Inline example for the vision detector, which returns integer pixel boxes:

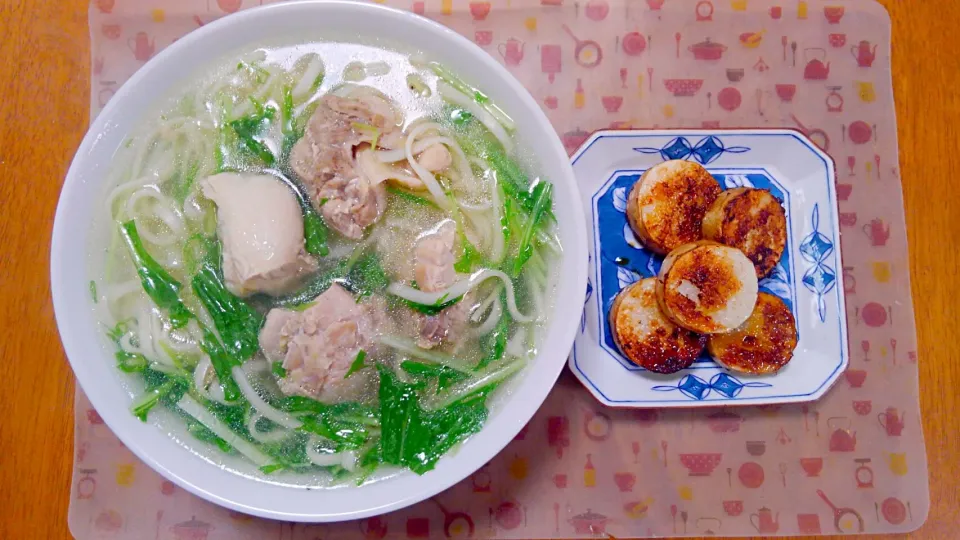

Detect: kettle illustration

[803,48,830,80]
[750,507,780,534]
[851,40,878,67]
[878,407,905,436]
[128,32,155,62]
[828,417,857,452]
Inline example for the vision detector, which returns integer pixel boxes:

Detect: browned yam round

[707,292,798,374]
[656,241,759,335]
[702,187,787,278]
[626,160,722,255]
[609,278,706,374]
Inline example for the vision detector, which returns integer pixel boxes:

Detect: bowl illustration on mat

[679,453,723,476]
[664,79,704,97]
[723,500,744,517]
[800,457,824,477]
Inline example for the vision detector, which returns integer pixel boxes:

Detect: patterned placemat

[71,0,926,537]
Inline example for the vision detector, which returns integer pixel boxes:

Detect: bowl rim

[51,0,587,522]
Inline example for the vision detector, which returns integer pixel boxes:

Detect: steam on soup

[93,40,560,482]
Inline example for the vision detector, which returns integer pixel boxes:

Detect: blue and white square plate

[569,130,848,407]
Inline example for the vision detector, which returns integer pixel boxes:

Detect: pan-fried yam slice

[707,292,798,374]
[609,278,706,374]
[703,187,787,278]
[626,160,721,255]
[656,241,759,334]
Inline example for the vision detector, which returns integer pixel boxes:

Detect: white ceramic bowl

[51,0,586,523]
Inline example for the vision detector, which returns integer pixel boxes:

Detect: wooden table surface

[1,1,957,538]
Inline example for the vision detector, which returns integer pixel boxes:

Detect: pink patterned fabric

[72,0,926,537]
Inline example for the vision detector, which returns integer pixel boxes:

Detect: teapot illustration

[862,219,891,246]
[828,417,857,452]
[878,407,905,436]
[851,40,878,67]
[750,507,780,534]
[128,32,155,62]
[498,38,526,66]
[803,48,830,80]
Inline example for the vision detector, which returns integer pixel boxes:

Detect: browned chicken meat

[289,93,402,239]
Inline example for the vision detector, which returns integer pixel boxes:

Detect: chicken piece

[414,221,457,293]
[317,175,387,240]
[259,284,378,402]
[289,93,402,239]
[289,98,361,190]
[201,172,316,297]
[419,301,471,350]
[413,221,469,349]
[417,144,452,173]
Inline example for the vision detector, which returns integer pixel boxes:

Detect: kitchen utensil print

[854,458,874,488]
[689,38,727,60]
[562,25,603,68]
[797,513,822,534]
[695,0,714,21]
[622,32,646,55]
[128,32,156,61]
[492,500,525,530]
[498,38,525,66]
[818,490,865,533]
[881,497,907,525]
[851,40,878,67]
[750,507,780,534]
[790,114,830,151]
[862,219,891,246]
[825,5,845,23]
[800,457,823,477]
[568,508,609,535]
[540,44,562,83]
[723,500,743,517]
[697,517,722,535]
[547,415,570,458]
[828,417,857,452]
[738,462,764,488]
[803,48,830,79]
[878,407,905,436]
